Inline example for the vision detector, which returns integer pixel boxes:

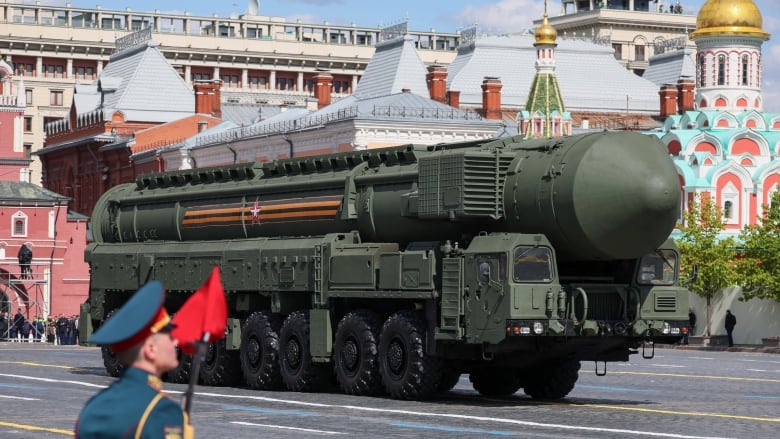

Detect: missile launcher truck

[81,131,690,400]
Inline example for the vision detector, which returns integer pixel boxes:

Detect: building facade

[546,0,697,75]
[0,62,88,320]
[0,1,459,186]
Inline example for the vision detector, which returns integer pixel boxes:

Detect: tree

[676,195,738,336]
[737,191,780,302]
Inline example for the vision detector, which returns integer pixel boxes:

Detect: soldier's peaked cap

[89,280,175,352]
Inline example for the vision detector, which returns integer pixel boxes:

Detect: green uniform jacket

[76,367,184,438]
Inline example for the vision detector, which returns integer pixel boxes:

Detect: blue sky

[37,0,780,110]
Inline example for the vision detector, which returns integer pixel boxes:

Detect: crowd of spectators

[0,309,79,345]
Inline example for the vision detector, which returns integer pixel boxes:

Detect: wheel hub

[387,339,405,376]
[285,337,301,369]
[246,338,261,367]
[340,338,359,373]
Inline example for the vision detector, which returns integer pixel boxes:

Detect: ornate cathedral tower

[519,1,570,138]
[690,0,770,112]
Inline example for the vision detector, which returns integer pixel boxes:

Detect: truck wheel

[101,344,124,377]
[240,311,283,390]
[523,359,580,399]
[438,369,461,393]
[378,311,443,400]
[279,310,329,392]
[164,347,193,384]
[333,310,383,396]
[199,339,241,386]
[470,369,522,397]
[99,310,124,377]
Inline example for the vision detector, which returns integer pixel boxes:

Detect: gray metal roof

[643,48,697,86]
[0,181,69,203]
[353,35,430,99]
[75,41,194,122]
[447,34,661,114]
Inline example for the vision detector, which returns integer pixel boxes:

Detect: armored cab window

[476,253,507,284]
[513,246,552,282]
[637,250,677,286]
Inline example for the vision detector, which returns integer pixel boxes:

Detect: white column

[297,71,304,92]
[66,58,73,79]
[269,70,276,89]
[36,56,43,77]
[241,68,248,89]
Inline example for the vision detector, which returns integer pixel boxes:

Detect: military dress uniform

[75,281,186,439]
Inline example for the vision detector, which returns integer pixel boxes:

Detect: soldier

[56,314,69,345]
[13,309,25,342]
[74,281,185,438]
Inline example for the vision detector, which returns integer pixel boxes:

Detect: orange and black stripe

[181,195,342,228]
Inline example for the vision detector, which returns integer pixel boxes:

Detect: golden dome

[691,0,769,40]
[534,14,557,46]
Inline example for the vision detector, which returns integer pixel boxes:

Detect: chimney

[659,84,679,117]
[676,76,695,113]
[193,79,222,118]
[314,69,333,109]
[426,64,447,104]
[481,77,502,120]
[197,121,208,133]
[447,90,460,109]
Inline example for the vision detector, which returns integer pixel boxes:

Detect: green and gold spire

[521,0,570,139]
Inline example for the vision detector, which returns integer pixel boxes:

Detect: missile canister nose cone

[570,132,680,259]
[506,131,680,261]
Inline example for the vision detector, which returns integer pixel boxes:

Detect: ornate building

[652,0,777,236]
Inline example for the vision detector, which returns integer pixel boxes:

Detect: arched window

[11,212,27,237]
[717,55,726,86]
[699,53,706,87]
[741,55,749,86]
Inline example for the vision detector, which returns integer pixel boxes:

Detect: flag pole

[182,332,210,416]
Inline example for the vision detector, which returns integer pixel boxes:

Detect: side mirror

[690,263,698,284]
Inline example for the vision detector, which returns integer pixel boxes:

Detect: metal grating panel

[654,294,677,312]
[462,154,513,219]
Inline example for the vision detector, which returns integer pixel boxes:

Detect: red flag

[171,265,227,355]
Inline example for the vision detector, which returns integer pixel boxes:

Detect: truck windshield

[513,246,553,283]
[637,250,677,286]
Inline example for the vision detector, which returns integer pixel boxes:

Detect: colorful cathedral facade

[652,0,779,235]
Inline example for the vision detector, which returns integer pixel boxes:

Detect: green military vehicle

[81,131,690,400]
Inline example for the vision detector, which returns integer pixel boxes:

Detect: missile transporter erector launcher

[82,131,690,400]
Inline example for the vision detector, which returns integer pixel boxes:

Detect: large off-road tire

[438,369,462,393]
[101,344,124,377]
[523,359,580,399]
[199,339,241,387]
[378,311,443,400]
[240,311,283,390]
[164,347,193,384]
[470,369,523,397]
[333,310,383,396]
[98,310,124,377]
[279,310,330,392]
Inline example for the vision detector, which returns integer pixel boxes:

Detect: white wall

[688,287,780,344]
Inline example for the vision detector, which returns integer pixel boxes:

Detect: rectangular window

[25,89,33,106]
[50,90,64,106]
[15,63,34,76]
[612,43,622,60]
[23,144,32,159]
[635,45,645,62]
[12,215,27,237]
[221,75,239,87]
[24,116,32,132]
